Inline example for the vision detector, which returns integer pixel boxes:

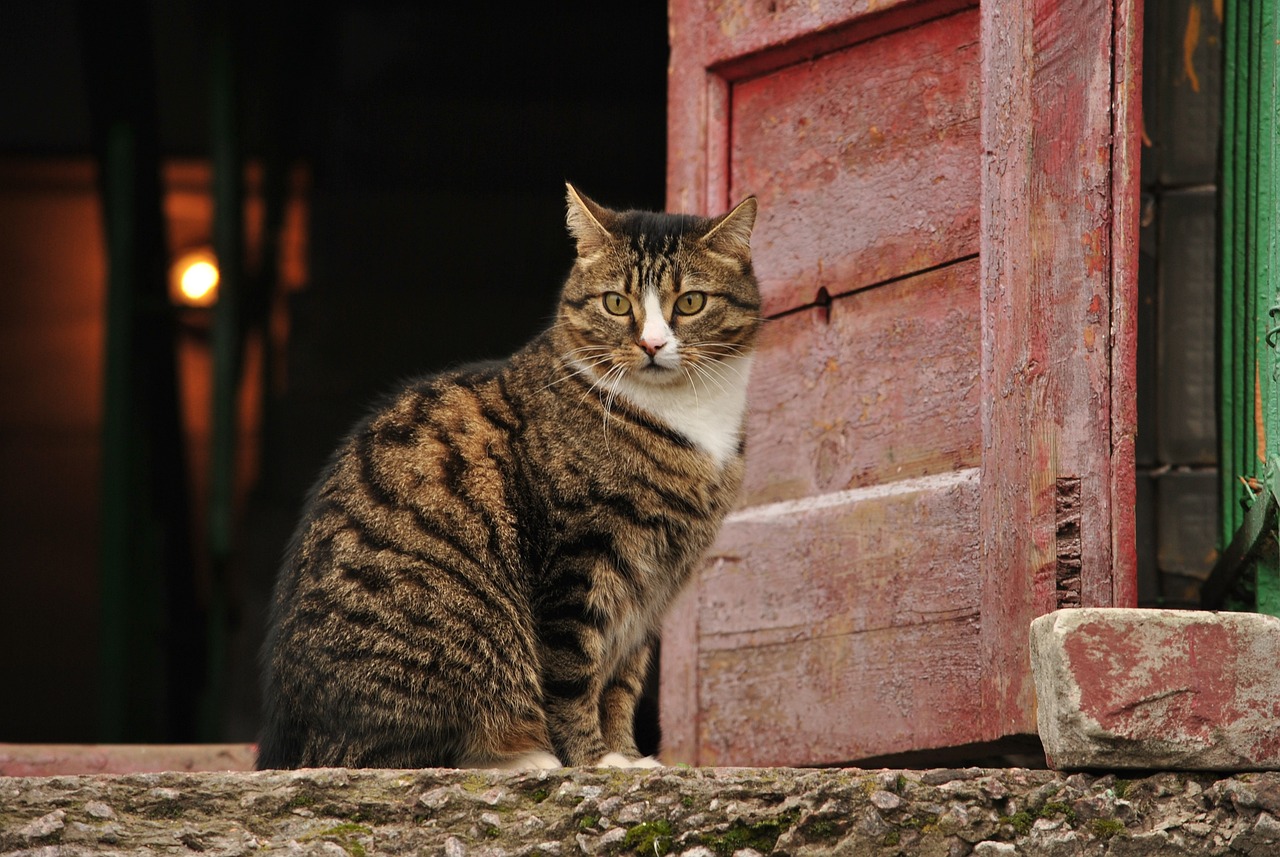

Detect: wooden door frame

[978,0,1142,739]
[664,0,1141,763]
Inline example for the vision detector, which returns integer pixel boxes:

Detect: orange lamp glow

[170,249,219,307]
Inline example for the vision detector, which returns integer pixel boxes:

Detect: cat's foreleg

[538,566,661,768]
[541,648,611,766]
[599,640,658,766]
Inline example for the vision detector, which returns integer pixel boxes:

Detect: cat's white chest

[614,355,754,467]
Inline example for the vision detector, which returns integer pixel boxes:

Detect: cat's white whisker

[686,340,747,356]
[541,354,616,392]
[682,366,701,407]
[690,361,730,397]
[700,355,746,385]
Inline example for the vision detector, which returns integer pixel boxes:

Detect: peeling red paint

[1060,613,1279,762]
[1081,227,1107,276]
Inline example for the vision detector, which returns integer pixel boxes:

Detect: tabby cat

[257,185,761,770]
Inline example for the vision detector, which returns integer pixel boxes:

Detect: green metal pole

[1221,0,1240,550]
[97,121,139,740]
[202,4,243,740]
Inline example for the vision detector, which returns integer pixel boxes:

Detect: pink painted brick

[1030,608,1280,771]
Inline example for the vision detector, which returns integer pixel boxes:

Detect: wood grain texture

[694,469,982,765]
[741,259,981,506]
[702,0,976,79]
[1108,0,1143,608]
[729,9,980,316]
[979,0,1134,741]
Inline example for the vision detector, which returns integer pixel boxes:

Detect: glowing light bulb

[181,260,219,303]
[170,249,220,307]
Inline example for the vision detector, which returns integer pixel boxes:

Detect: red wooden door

[662,0,1142,765]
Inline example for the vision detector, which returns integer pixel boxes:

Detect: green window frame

[1207,0,1280,614]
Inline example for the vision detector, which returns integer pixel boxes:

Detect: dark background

[0,0,667,744]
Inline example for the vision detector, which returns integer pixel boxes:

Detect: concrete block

[1031,608,1280,770]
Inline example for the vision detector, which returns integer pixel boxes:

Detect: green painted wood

[1260,0,1280,616]
[1215,0,1280,616]
[1221,0,1242,541]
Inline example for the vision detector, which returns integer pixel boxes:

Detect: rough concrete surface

[1031,608,1280,771]
[3,766,1280,856]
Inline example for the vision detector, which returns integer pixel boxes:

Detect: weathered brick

[1031,608,1280,770]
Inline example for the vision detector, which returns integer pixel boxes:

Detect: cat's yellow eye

[674,291,707,315]
[603,292,632,315]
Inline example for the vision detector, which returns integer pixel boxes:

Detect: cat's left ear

[565,183,615,258]
[701,196,757,262]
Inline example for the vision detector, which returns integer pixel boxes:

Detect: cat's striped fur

[257,186,760,769]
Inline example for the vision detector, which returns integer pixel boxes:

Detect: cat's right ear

[565,183,614,258]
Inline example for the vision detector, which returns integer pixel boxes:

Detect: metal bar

[203,4,242,740]
[1221,0,1241,546]
[96,121,138,740]
[1203,465,1279,611]
[1246,0,1263,486]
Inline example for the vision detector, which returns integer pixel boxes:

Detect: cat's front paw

[595,752,663,769]
[490,750,562,770]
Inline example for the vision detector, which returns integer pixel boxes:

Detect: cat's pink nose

[639,336,666,356]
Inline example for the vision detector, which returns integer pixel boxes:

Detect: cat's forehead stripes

[619,238,679,296]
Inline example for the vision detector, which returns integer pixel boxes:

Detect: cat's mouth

[637,352,680,372]
[629,353,684,384]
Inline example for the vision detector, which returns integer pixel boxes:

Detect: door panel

[742,259,981,507]
[697,468,982,765]
[731,10,980,317]
[663,0,1141,765]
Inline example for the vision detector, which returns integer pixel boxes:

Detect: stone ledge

[3,766,1280,856]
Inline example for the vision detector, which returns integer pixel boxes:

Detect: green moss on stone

[699,810,799,856]
[902,814,939,831]
[624,819,673,855]
[1039,801,1076,823]
[303,822,373,857]
[285,791,319,811]
[1091,818,1126,840]
[799,818,840,841]
[143,801,185,820]
[313,823,373,837]
[1000,811,1034,836]
[460,774,488,794]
